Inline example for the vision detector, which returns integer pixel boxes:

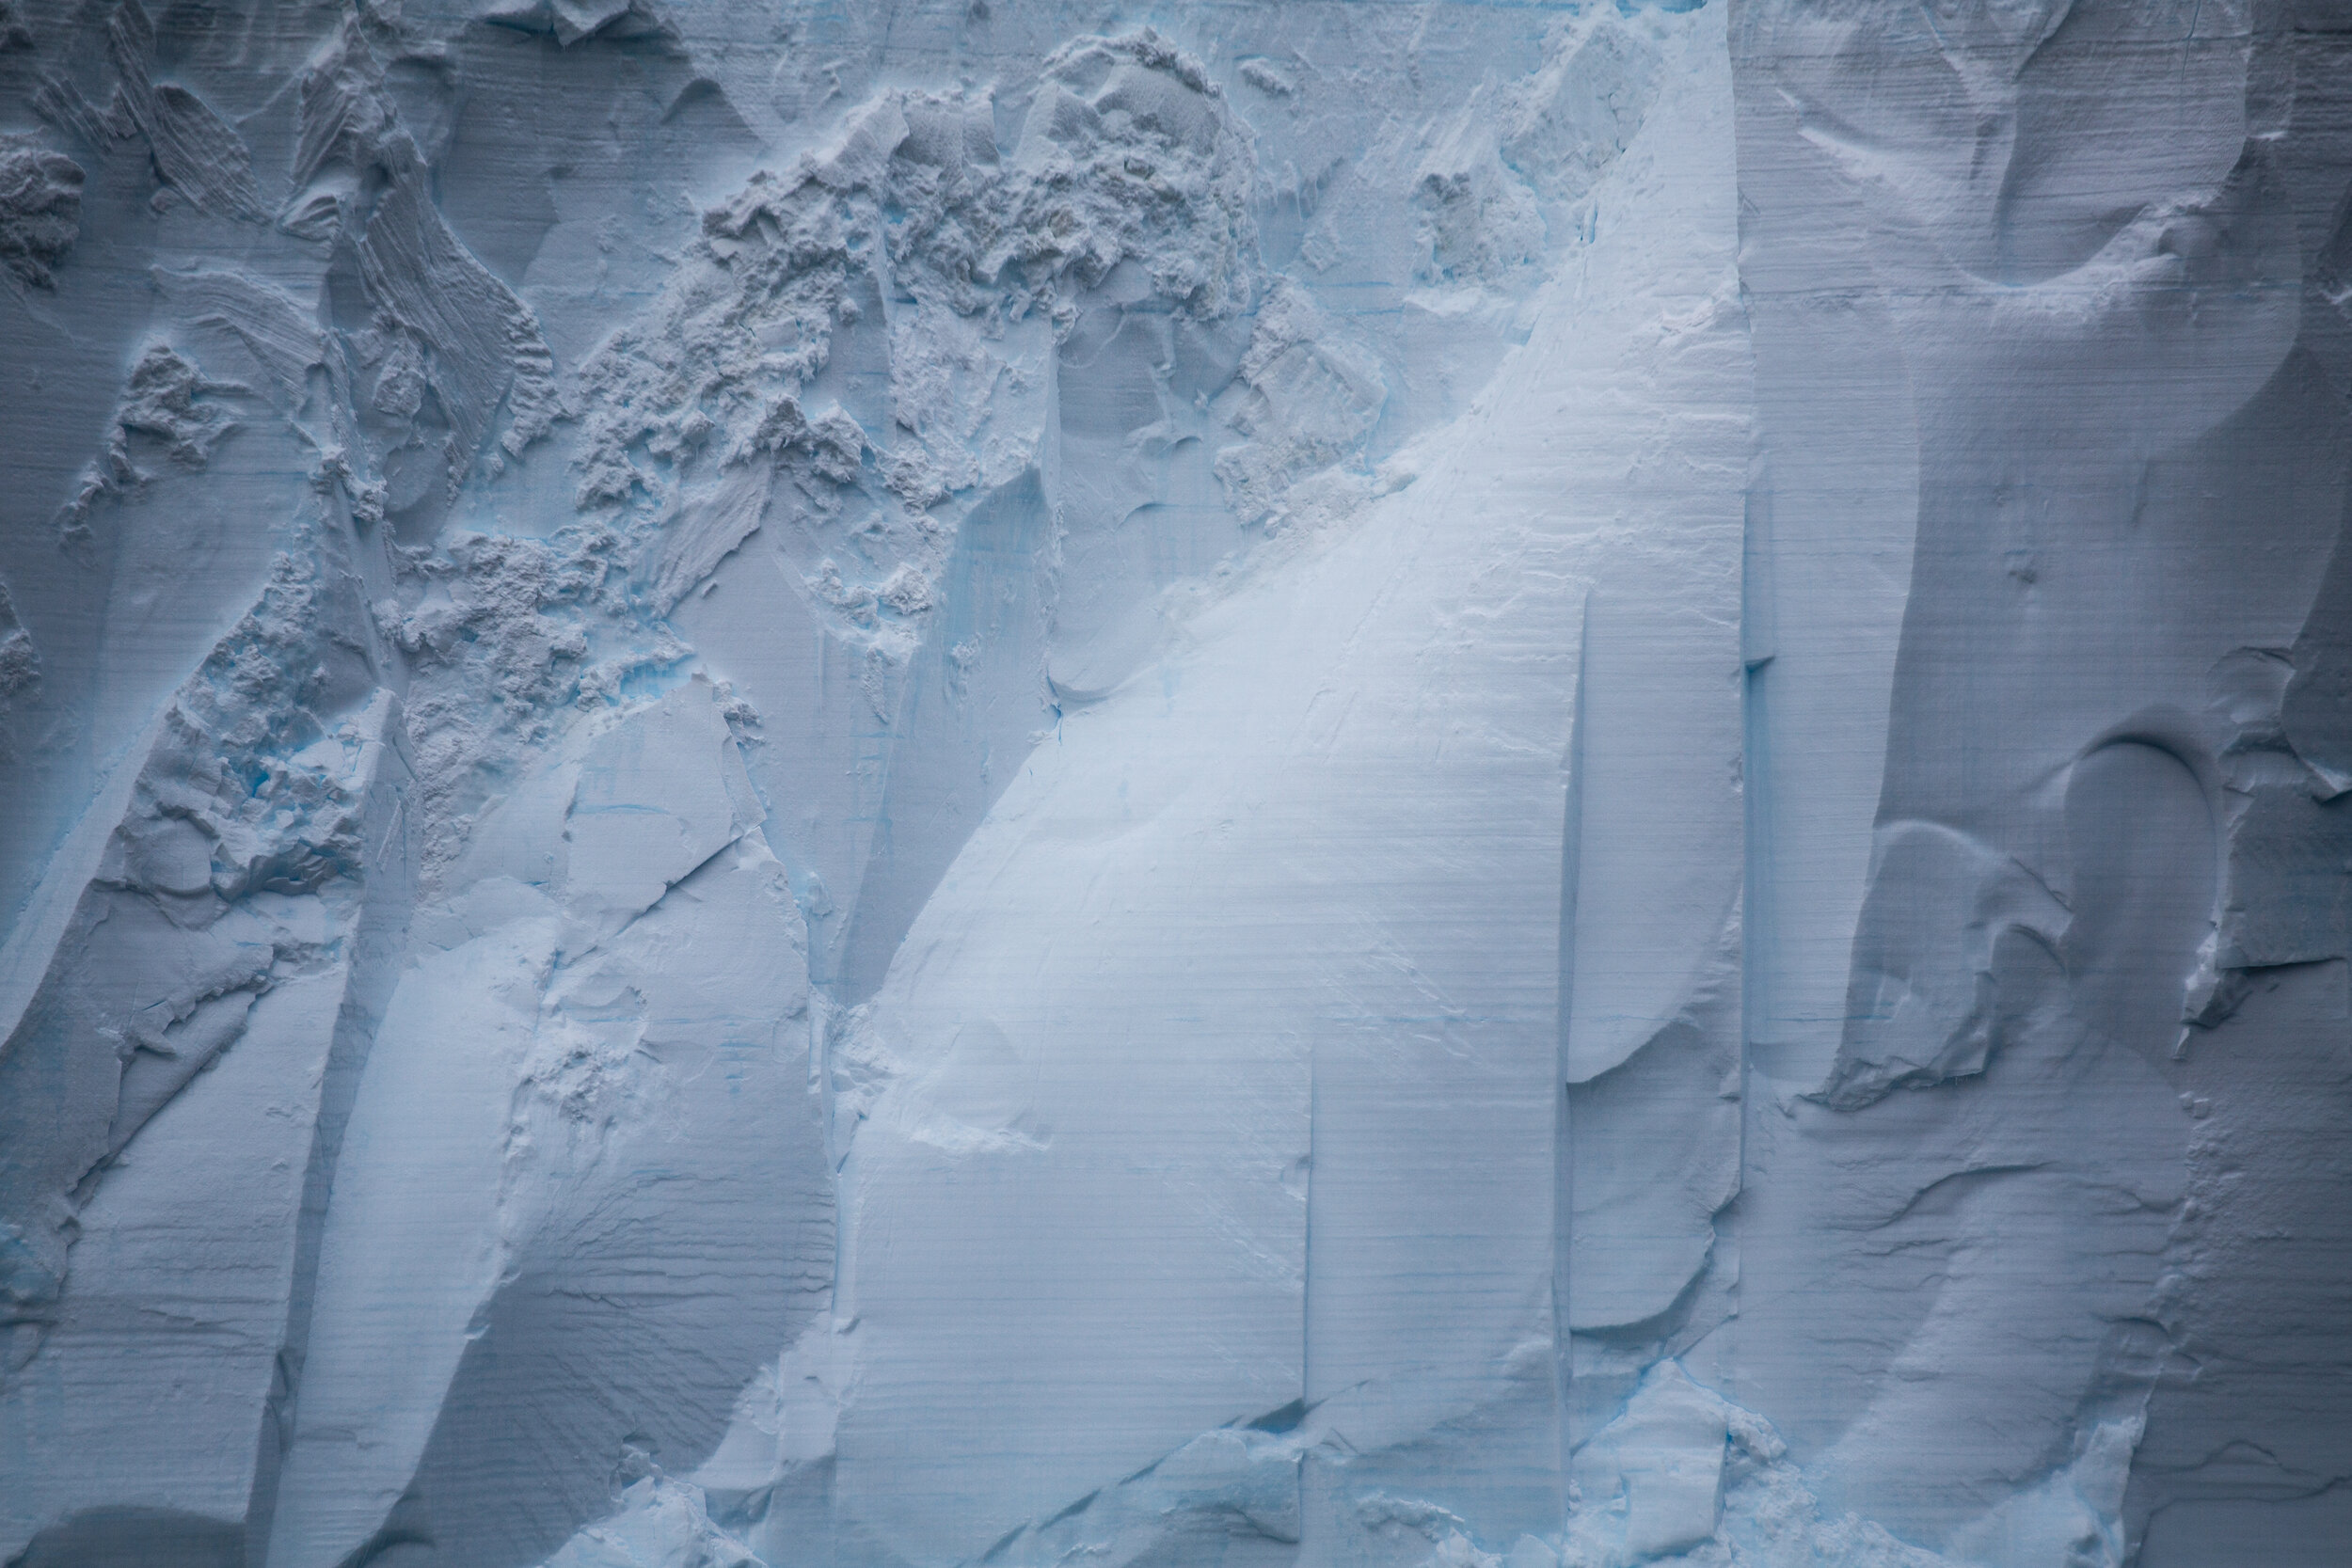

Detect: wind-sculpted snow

[1,3,2349,1568]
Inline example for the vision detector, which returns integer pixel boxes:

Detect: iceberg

[1,3,2346,1566]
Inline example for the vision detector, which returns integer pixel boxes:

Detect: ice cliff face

[0,4,2347,1567]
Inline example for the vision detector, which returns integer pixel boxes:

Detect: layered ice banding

[2,4,2349,1568]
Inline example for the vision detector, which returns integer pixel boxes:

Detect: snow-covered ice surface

[1,3,2347,1566]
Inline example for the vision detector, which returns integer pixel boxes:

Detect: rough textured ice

[1,4,2348,1567]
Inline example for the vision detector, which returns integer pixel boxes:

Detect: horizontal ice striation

[2,3,2350,1568]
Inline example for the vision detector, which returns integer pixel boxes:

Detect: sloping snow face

[0,3,2346,1568]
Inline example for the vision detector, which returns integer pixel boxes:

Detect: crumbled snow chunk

[0,136,81,289]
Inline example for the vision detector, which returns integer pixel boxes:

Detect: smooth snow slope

[0,4,2347,1568]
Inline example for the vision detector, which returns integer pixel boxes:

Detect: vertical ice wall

[1731,5,2352,1562]
[0,3,2346,1568]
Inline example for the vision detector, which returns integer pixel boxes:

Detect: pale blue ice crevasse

[0,3,2348,1568]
